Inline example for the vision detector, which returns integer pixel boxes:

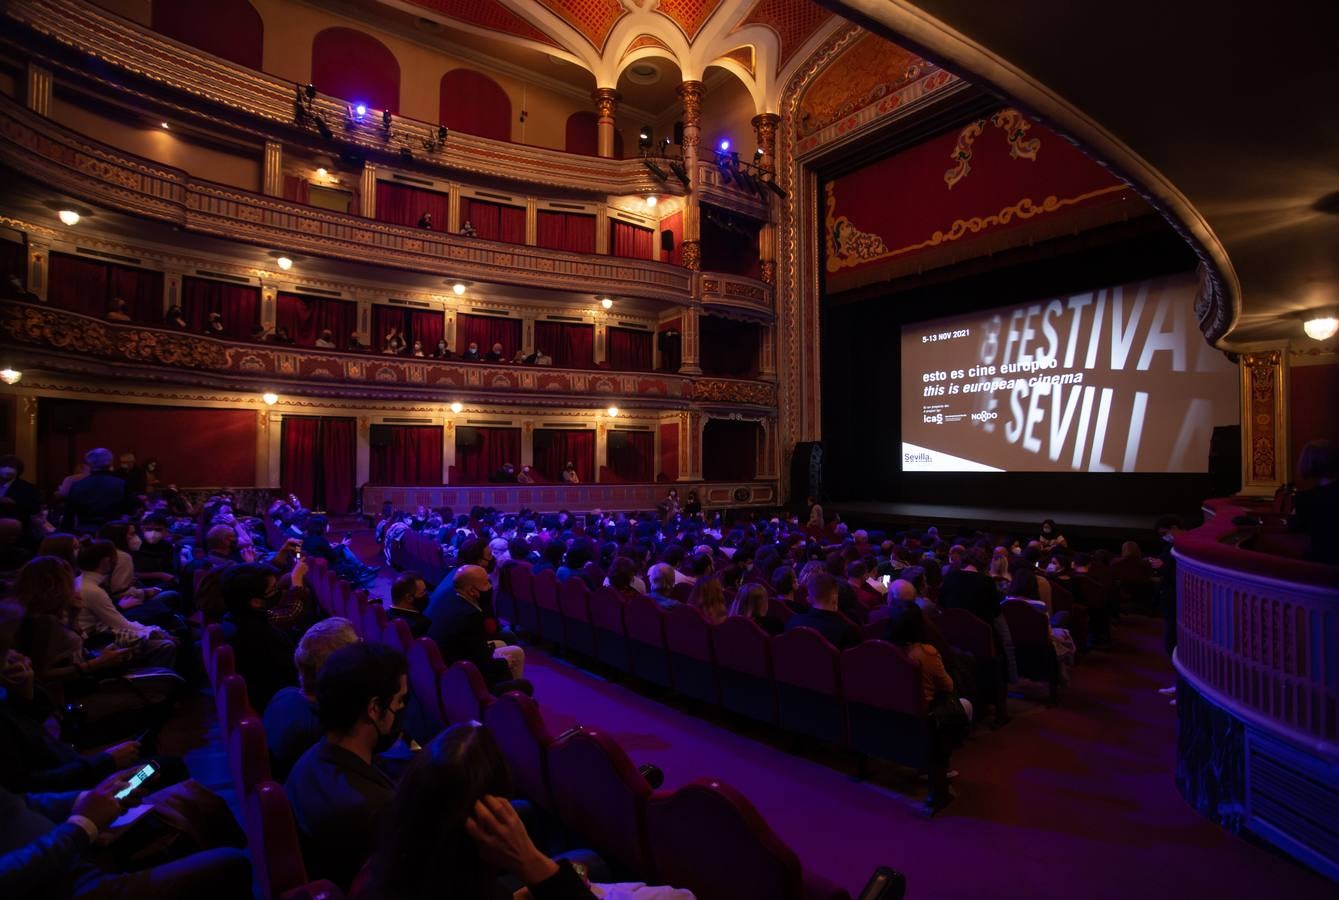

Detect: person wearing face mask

[284,642,407,892]
[1038,518,1066,552]
[0,456,39,529]
[219,565,297,712]
[142,458,161,493]
[261,617,359,782]
[132,514,178,582]
[386,572,431,638]
[426,565,530,695]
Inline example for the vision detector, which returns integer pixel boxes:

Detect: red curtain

[47,253,110,317]
[282,175,310,205]
[280,417,318,507]
[462,199,526,244]
[533,429,594,483]
[321,418,357,512]
[110,266,163,322]
[658,422,679,482]
[606,430,653,482]
[657,319,681,373]
[455,427,521,483]
[276,293,355,348]
[607,327,652,371]
[409,310,444,352]
[456,314,520,359]
[439,70,511,141]
[533,321,593,369]
[373,305,407,353]
[312,27,400,112]
[660,210,683,265]
[375,181,450,231]
[610,220,655,260]
[564,111,598,156]
[370,425,442,485]
[182,277,260,340]
[536,211,596,254]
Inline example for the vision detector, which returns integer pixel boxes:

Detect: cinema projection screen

[899,274,1240,473]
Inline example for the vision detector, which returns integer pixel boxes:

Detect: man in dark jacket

[0,455,40,526]
[783,574,860,649]
[426,565,529,693]
[220,565,297,712]
[62,448,132,532]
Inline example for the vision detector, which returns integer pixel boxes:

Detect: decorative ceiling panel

[657,0,720,40]
[798,34,924,138]
[736,0,832,71]
[721,44,754,76]
[623,33,672,57]
[403,0,560,48]
[535,0,628,50]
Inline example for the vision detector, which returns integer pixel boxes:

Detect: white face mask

[143,530,164,544]
[127,535,143,552]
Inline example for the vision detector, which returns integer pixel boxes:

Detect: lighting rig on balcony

[714,143,787,200]
[293,83,449,161]
[640,131,690,188]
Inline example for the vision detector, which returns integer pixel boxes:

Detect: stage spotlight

[450,401,463,414]
[668,161,690,187]
[0,368,21,385]
[353,103,367,119]
[719,139,730,152]
[438,125,448,141]
[642,158,668,181]
[755,147,764,159]
[304,83,316,101]
[262,392,279,406]
[606,406,620,418]
[600,297,614,309]
[58,209,80,226]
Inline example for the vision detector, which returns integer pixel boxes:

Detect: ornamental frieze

[687,379,776,406]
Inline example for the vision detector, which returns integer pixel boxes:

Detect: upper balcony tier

[1,301,777,409]
[2,0,675,199]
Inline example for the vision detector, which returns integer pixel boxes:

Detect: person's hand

[117,593,144,611]
[83,647,131,672]
[240,546,257,564]
[465,795,557,885]
[105,741,140,768]
[1,650,34,699]
[72,775,128,831]
[291,558,308,589]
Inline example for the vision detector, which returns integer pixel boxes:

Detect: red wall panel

[312,28,400,113]
[152,0,263,70]
[1290,362,1339,466]
[439,69,511,141]
[658,423,679,482]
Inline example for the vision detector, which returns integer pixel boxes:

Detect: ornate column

[684,411,703,480]
[163,271,182,316]
[595,422,608,482]
[677,81,704,271]
[758,322,776,380]
[594,321,607,366]
[26,240,48,301]
[752,113,780,284]
[25,63,51,116]
[360,164,377,220]
[260,284,278,331]
[447,184,462,233]
[520,421,534,469]
[595,211,610,255]
[443,417,457,481]
[521,316,535,355]
[525,197,538,246]
[263,141,283,197]
[356,417,372,488]
[444,308,458,352]
[678,304,701,375]
[259,410,279,488]
[592,88,620,159]
[1239,349,1289,495]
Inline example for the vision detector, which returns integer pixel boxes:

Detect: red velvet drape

[702,419,758,481]
[659,211,683,265]
[533,429,594,483]
[461,199,526,244]
[564,111,599,156]
[439,69,511,141]
[533,321,593,369]
[47,254,163,322]
[606,430,653,482]
[700,316,759,377]
[321,417,357,512]
[152,0,263,70]
[657,319,682,373]
[375,181,450,231]
[456,314,520,358]
[536,211,597,254]
[182,277,260,340]
[373,306,407,353]
[610,220,655,260]
[276,293,356,348]
[606,327,652,371]
[455,427,521,483]
[370,425,442,485]
[282,175,310,205]
[409,310,444,352]
[311,27,400,112]
[280,417,318,507]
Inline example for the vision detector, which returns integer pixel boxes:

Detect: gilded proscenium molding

[697,272,774,322]
[1239,349,1287,494]
[2,303,776,409]
[3,0,673,198]
[0,100,693,304]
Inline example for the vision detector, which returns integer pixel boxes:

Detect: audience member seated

[303,516,377,587]
[491,462,518,484]
[516,465,536,485]
[270,326,296,345]
[688,574,728,624]
[485,342,505,362]
[462,341,481,361]
[386,572,431,638]
[348,332,368,352]
[105,297,131,322]
[203,312,225,335]
[460,219,477,237]
[0,455,40,527]
[426,565,530,694]
[114,453,147,496]
[315,328,336,349]
[784,573,859,649]
[605,556,645,599]
[262,617,359,782]
[886,600,971,769]
[534,350,553,366]
[417,211,433,229]
[431,339,451,359]
[62,449,133,533]
[727,582,782,634]
[412,340,425,358]
[285,642,407,892]
[1291,439,1338,563]
[646,562,678,608]
[220,564,297,712]
[74,541,177,671]
[383,326,406,355]
[561,462,579,484]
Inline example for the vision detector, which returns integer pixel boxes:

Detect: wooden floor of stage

[830,500,1159,540]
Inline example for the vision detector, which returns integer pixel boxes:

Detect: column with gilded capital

[677,81,704,271]
[263,141,283,197]
[679,304,701,375]
[752,113,780,284]
[26,63,52,116]
[592,88,620,159]
[360,164,377,220]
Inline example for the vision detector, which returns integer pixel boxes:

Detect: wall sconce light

[0,368,21,385]
[1303,316,1339,341]
[262,392,279,406]
[450,401,464,414]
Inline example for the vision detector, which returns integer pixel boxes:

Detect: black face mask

[412,593,429,613]
[476,588,494,612]
[374,703,404,754]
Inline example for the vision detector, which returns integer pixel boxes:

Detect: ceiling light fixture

[0,368,21,385]
[450,401,463,414]
[1303,316,1339,341]
[58,209,80,226]
[645,195,658,208]
[452,283,466,296]
[600,297,614,309]
[276,256,293,271]
[606,406,619,418]
[160,122,170,129]
[262,392,279,406]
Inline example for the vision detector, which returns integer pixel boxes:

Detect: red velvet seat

[217,673,252,739]
[935,608,1007,724]
[557,577,595,657]
[669,582,693,603]
[229,715,273,800]
[1001,599,1060,703]
[244,781,311,900]
[712,616,777,725]
[589,587,630,672]
[646,779,853,900]
[332,579,353,622]
[382,617,413,652]
[405,637,448,739]
[202,623,225,686]
[495,560,520,623]
[623,595,671,688]
[360,603,388,646]
[547,728,653,877]
[510,565,539,636]
[1044,576,1089,655]
[211,641,235,688]
[532,569,564,647]
[663,604,717,703]
[440,660,494,725]
[772,627,845,745]
[483,691,556,811]
[766,597,795,623]
[840,640,936,774]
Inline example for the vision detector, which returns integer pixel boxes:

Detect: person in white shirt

[75,540,177,670]
[314,329,336,349]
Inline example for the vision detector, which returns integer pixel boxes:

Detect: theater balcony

[1173,498,1339,880]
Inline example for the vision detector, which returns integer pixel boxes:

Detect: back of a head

[649,562,675,594]
[16,556,76,617]
[98,521,131,552]
[886,600,926,645]
[609,556,637,591]
[1298,439,1339,482]
[305,515,329,537]
[729,582,767,619]
[75,539,117,574]
[457,538,486,566]
[771,564,796,594]
[846,560,867,581]
[808,572,838,609]
[37,533,78,565]
[690,575,725,615]
[1008,566,1040,600]
[315,642,408,735]
[369,722,510,899]
[221,563,277,618]
[295,617,360,694]
[206,524,236,553]
[391,571,423,606]
[688,552,712,578]
[889,579,917,603]
[564,538,594,569]
[85,447,113,470]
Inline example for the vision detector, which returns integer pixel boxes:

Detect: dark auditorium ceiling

[822,0,1339,348]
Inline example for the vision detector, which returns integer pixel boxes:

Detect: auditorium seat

[547,727,654,878]
[772,627,845,744]
[217,673,253,739]
[244,781,317,900]
[669,582,693,604]
[212,643,236,687]
[440,660,494,725]
[382,617,413,652]
[1001,599,1060,703]
[532,569,564,647]
[483,691,556,812]
[360,603,388,646]
[202,623,225,686]
[713,616,777,725]
[1045,578,1088,656]
[229,715,273,800]
[766,597,794,624]
[663,604,717,703]
[840,641,936,776]
[510,566,539,636]
[405,637,448,739]
[935,608,1007,724]
[495,561,519,623]
[557,577,595,657]
[646,779,853,900]
[624,595,672,688]
[589,586,631,672]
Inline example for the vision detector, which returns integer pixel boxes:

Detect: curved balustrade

[363,481,777,515]
[0,100,694,304]
[3,0,672,198]
[698,272,774,322]
[1,301,777,408]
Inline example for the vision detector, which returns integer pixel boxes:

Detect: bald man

[427,564,530,694]
[868,579,918,628]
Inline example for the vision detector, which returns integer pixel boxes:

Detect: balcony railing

[698,272,774,322]
[3,0,674,198]
[0,100,695,304]
[362,481,777,514]
[1,301,778,408]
